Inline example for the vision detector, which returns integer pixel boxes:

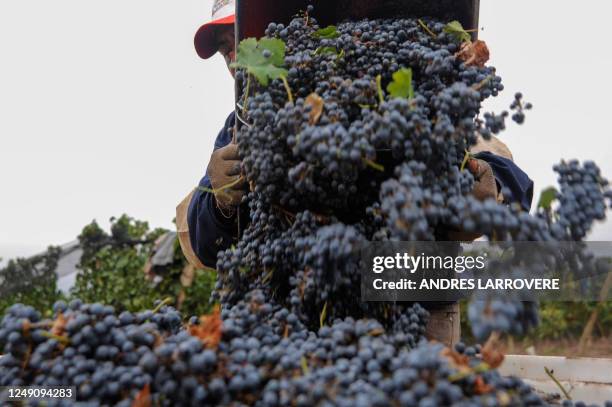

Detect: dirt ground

[502,337,612,358]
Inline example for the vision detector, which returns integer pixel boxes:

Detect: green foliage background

[0,246,64,318]
[0,215,216,319]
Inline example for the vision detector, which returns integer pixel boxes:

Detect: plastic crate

[500,355,612,405]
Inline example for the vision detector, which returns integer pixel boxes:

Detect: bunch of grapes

[223,10,612,339]
[1,297,554,406]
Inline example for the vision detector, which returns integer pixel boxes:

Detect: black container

[236,0,480,42]
[233,0,480,112]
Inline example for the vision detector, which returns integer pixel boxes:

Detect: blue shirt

[188,112,535,268]
[474,151,534,212]
[187,112,239,268]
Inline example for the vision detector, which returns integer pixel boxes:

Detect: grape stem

[281,76,294,104]
[272,205,296,222]
[40,331,70,345]
[272,205,331,225]
[152,297,173,314]
[472,75,494,91]
[320,301,328,328]
[544,367,572,400]
[376,75,385,105]
[234,109,253,129]
[262,269,274,283]
[243,73,251,115]
[448,362,489,382]
[363,158,385,172]
[301,356,310,375]
[198,176,245,197]
[460,150,472,172]
[418,19,437,38]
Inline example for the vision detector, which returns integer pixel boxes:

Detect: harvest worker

[176,0,534,346]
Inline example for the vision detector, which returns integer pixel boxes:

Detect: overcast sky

[1,0,611,262]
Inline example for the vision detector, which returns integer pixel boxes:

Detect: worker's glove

[207,143,245,215]
[447,158,501,241]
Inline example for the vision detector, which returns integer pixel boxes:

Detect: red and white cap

[194,0,236,59]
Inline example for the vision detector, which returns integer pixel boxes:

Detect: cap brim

[194,14,235,60]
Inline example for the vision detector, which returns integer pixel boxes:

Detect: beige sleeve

[176,189,206,269]
[470,135,513,161]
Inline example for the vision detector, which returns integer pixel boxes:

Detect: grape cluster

[226,11,612,342]
[0,300,180,405]
[468,299,539,342]
[552,160,611,240]
[510,92,532,125]
[2,297,552,406]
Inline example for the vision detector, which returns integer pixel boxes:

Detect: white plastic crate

[499,355,612,405]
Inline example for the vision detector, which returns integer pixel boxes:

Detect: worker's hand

[207,143,245,213]
[447,158,500,241]
[469,158,499,203]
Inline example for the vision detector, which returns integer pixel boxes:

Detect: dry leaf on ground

[188,305,223,349]
[306,93,324,125]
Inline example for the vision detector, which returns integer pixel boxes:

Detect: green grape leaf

[258,37,286,66]
[230,37,288,86]
[314,46,338,56]
[538,187,558,210]
[387,68,415,100]
[313,25,340,39]
[444,20,472,43]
